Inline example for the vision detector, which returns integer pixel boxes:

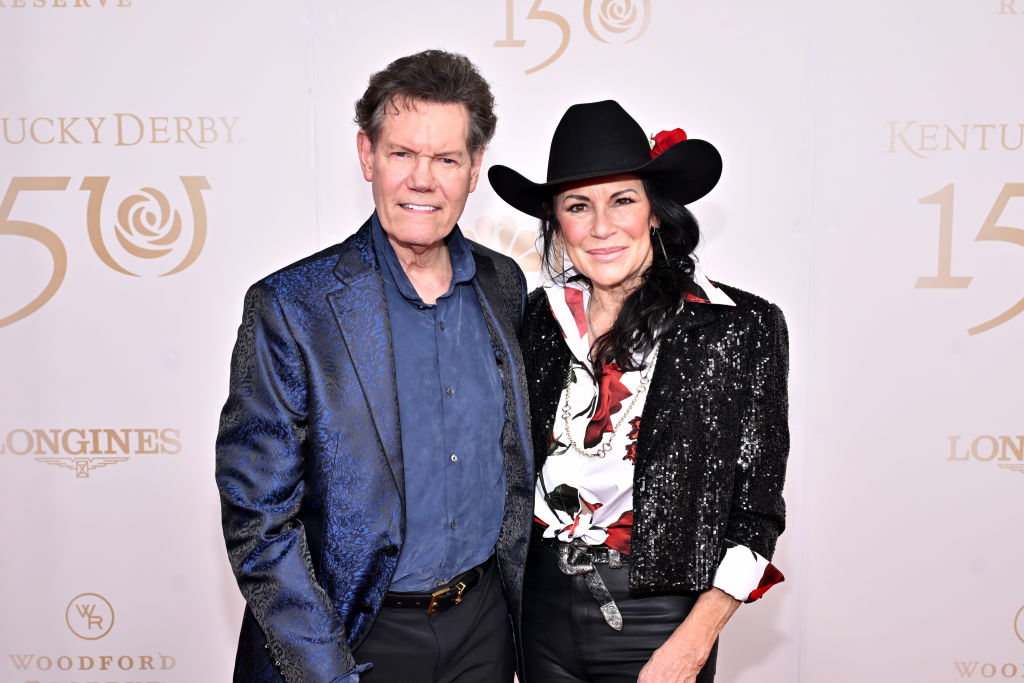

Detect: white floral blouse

[534,271,784,602]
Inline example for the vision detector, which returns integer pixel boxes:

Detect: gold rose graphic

[468,216,542,273]
[584,0,651,43]
[82,176,210,276]
[114,187,181,259]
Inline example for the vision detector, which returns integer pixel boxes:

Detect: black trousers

[353,558,514,682]
[523,543,718,683]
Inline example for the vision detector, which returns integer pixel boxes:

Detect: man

[216,50,533,682]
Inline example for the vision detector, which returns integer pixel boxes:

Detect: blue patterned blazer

[216,218,534,683]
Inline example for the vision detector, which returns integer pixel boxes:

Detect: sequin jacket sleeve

[522,283,790,596]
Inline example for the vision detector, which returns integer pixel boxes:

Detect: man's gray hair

[355,50,497,155]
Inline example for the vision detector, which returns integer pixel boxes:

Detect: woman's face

[554,174,655,297]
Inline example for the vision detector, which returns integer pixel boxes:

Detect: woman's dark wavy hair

[539,177,701,373]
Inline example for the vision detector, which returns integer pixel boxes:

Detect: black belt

[531,524,629,567]
[531,526,628,630]
[382,556,492,615]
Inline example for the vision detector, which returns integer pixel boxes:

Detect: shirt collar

[371,212,476,305]
[542,269,735,365]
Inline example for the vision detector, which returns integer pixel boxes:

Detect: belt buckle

[426,581,467,615]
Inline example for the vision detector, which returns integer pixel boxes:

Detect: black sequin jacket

[522,282,790,595]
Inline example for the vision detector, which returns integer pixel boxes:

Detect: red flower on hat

[649,128,687,158]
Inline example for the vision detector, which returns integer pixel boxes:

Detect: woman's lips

[586,247,625,262]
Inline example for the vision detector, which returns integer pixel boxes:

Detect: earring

[652,225,669,261]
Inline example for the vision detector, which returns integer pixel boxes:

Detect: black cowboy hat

[488,100,722,219]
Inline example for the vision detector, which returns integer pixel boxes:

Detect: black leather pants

[523,541,718,682]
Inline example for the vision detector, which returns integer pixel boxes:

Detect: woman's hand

[637,588,741,683]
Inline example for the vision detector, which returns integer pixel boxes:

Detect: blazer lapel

[471,245,534,494]
[327,223,404,500]
[471,249,514,342]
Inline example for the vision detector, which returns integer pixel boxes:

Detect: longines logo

[0,427,182,478]
[1,175,210,327]
[887,121,1024,157]
[0,0,131,6]
[6,593,177,682]
[1,114,239,148]
[950,605,1024,677]
[947,435,1024,474]
[467,215,542,274]
[494,0,651,74]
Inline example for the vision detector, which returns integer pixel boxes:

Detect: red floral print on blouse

[584,364,632,448]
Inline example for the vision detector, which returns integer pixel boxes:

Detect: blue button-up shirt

[371,215,506,591]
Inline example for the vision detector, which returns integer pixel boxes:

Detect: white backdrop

[1,1,1021,681]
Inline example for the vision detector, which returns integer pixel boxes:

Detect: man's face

[357,99,482,257]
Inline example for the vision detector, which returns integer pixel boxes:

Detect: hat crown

[546,100,652,182]
[486,98,721,219]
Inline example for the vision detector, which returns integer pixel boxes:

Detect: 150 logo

[0,176,210,328]
[914,183,1024,335]
[495,0,651,74]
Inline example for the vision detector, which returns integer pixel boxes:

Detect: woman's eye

[566,203,587,213]
[614,196,636,205]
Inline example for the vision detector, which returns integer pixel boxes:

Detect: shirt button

[439,321,446,330]
[450,453,458,463]
[446,386,454,396]
[384,544,399,557]
[450,520,457,530]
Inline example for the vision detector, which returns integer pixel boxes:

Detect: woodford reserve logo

[6,593,178,682]
[0,427,181,478]
[950,605,1024,678]
[66,593,114,640]
[0,175,210,327]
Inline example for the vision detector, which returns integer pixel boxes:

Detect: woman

[488,100,789,683]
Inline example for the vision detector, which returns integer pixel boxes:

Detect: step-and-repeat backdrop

[1,1,1021,681]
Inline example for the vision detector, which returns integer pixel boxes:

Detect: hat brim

[488,139,722,219]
